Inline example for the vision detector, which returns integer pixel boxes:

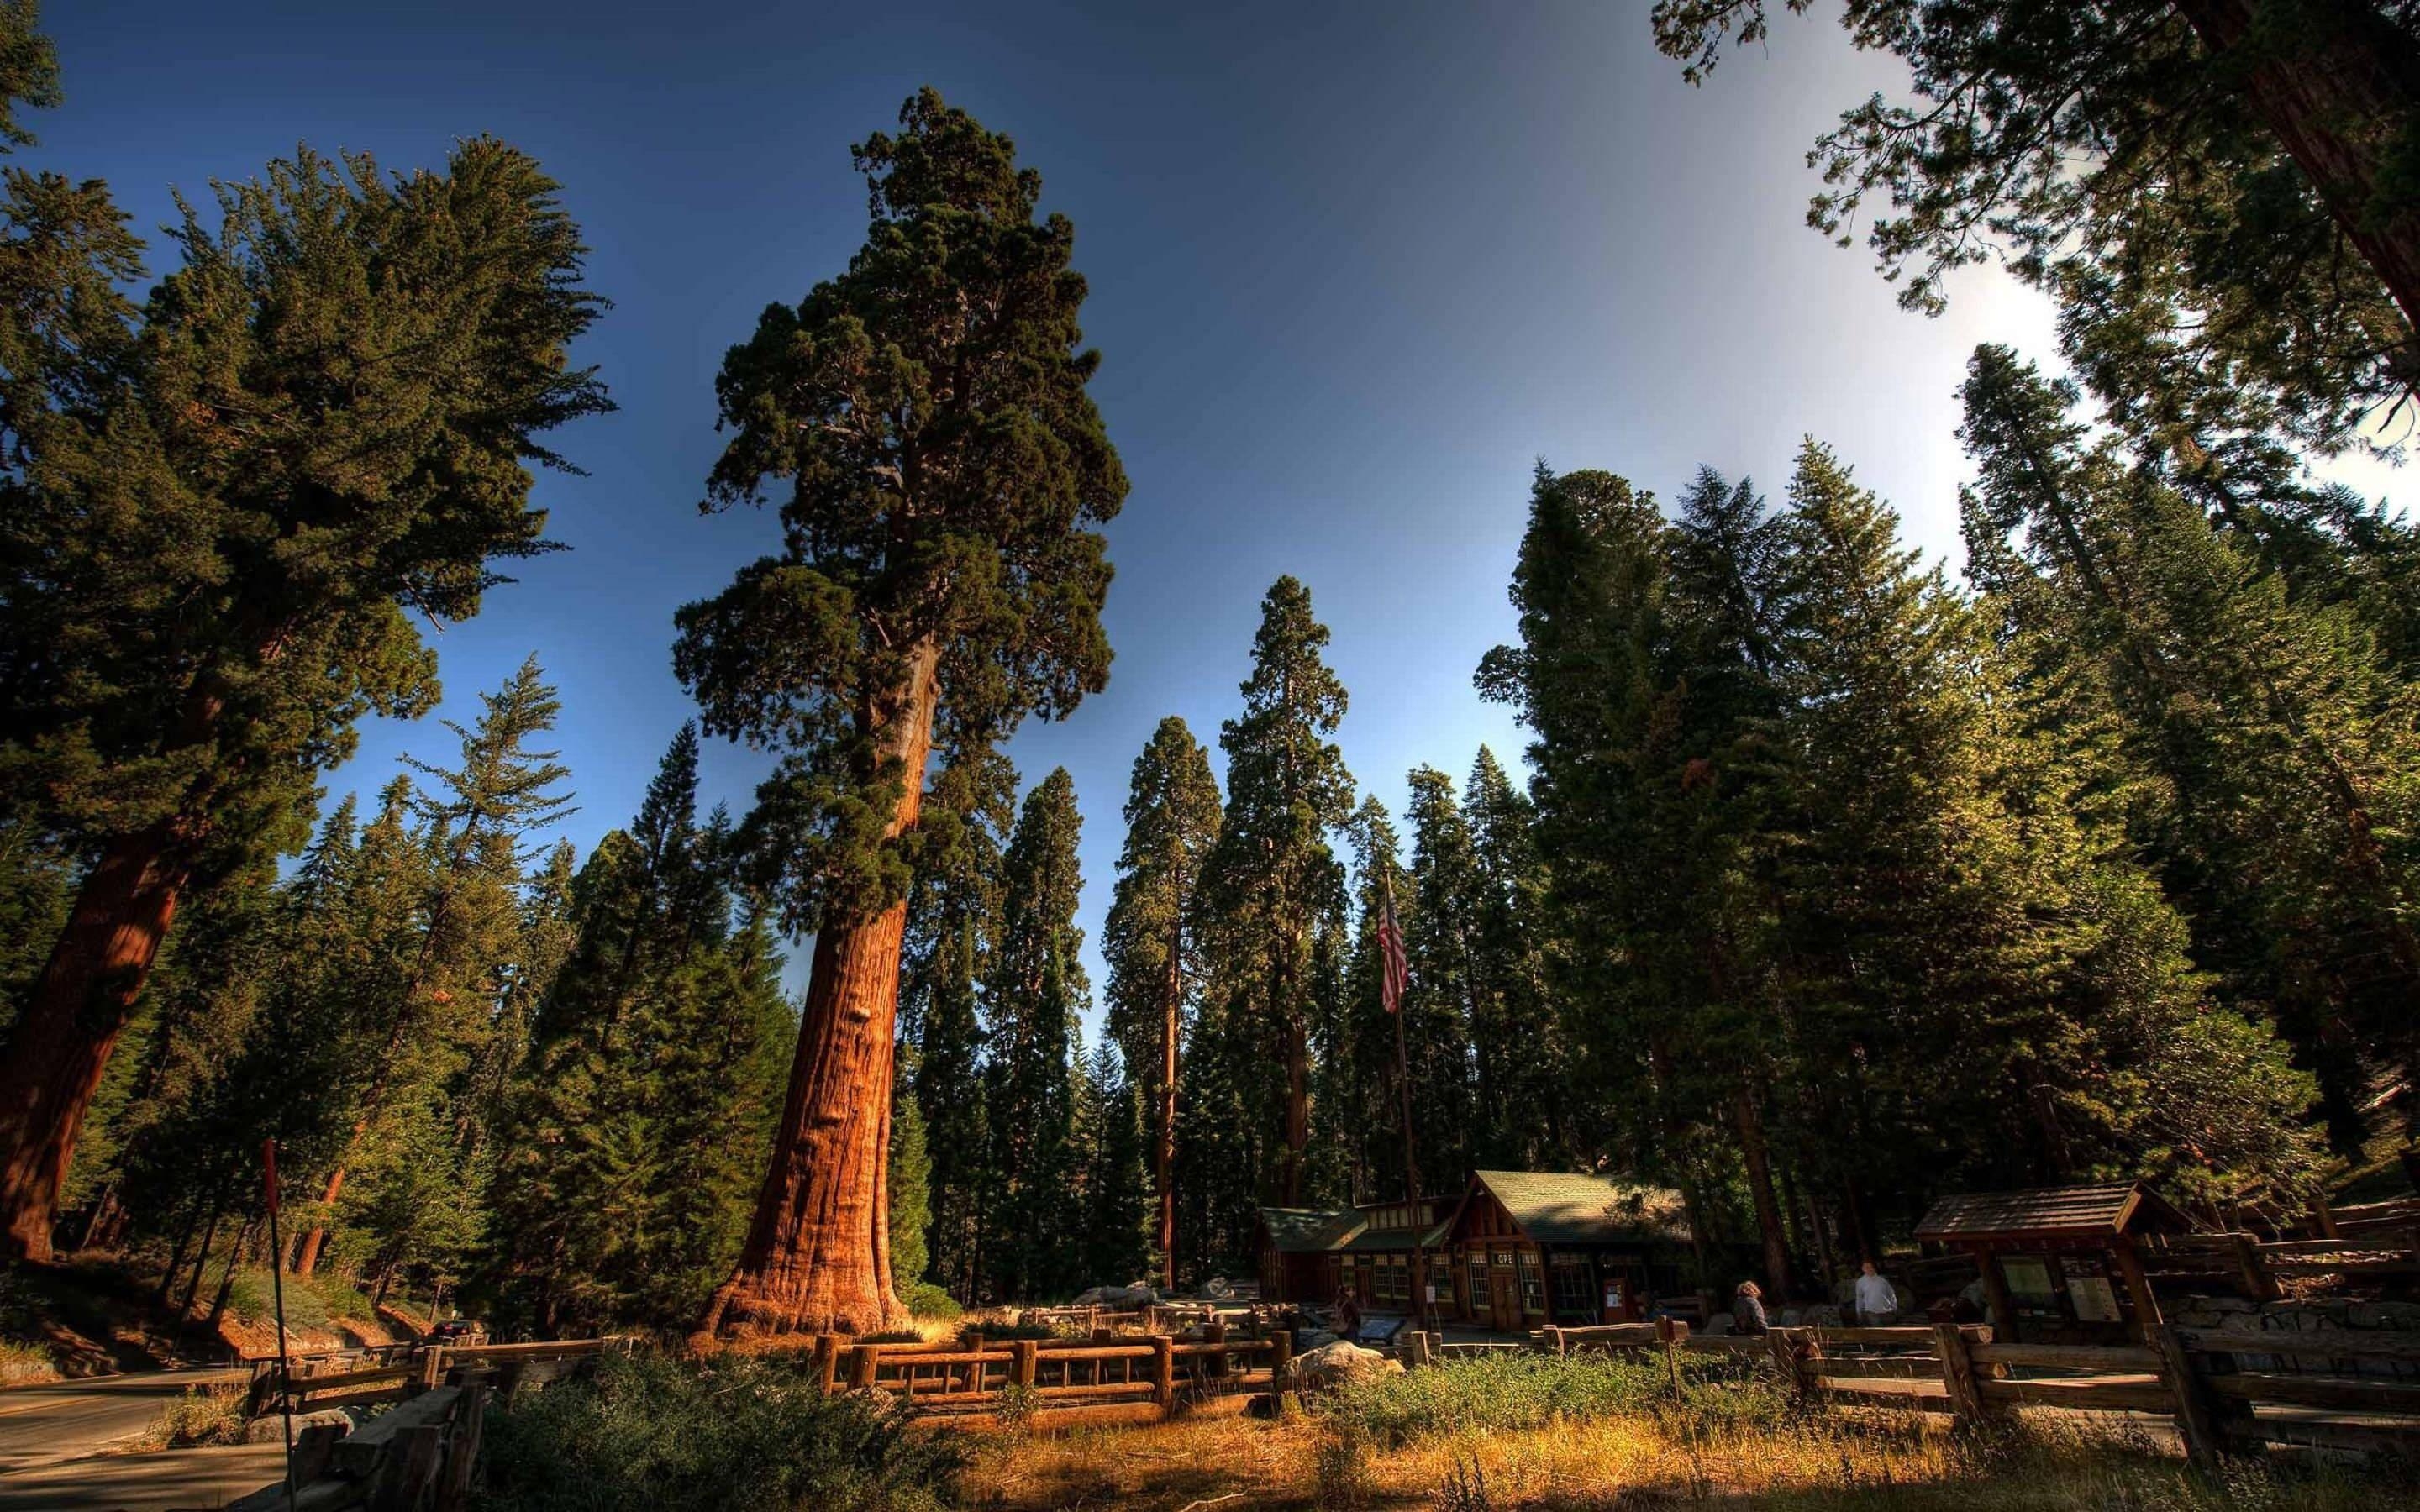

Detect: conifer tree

[1202,578,1355,1205]
[292,658,574,1276]
[676,90,1124,1334]
[981,769,1088,1301]
[1655,0,2420,455]
[0,136,608,1259]
[1959,344,2420,1146]
[1102,716,1222,1287]
[888,1074,933,1301]
[1460,748,1560,1167]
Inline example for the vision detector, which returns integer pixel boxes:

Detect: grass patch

[961,1371,2420,1511]
[478,1347,961,1512]
[126,1381,246,1450]
[1316,1348,1789,1448]
[902,1282,960,1324]
[0,1337,56,1385]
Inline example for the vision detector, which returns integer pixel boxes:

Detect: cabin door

[1488,1269,1518,1332]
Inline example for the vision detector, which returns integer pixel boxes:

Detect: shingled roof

[1258,1206,1365,1253]
[1465,1170,1692,1246]
[1913,1182,2191,1242]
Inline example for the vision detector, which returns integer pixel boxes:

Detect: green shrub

[477,1348,962,1512]
[901,1283,960,1323]
[1318,1351,1788,1449]
[858,1329,927,1345]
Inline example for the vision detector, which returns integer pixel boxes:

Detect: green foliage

[899,1282,960,1322]
[1193,577,1356,1234]
[1319,1352,1788,1450]
[485,722,794,1335]
[477,1350,961,1512]
[674,87,1127,940]
[982,769,1088,1300]
[888,1076,932,1295]
[1652,0,2420,458]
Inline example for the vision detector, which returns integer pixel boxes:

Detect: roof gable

[1913,1182,2193,1242]
[1459,1170,1691,1246]
[1258,1206,1365,1252]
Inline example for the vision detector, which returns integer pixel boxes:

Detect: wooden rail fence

[1448,1319,2420,1466]
[806,1326,1296,1430]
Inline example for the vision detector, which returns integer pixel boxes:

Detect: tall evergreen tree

[1202,577,1355,1206]
[0,136,608,1259]
[1102,716,1222,1288]
[676,89,1125,1335]
[1460,747,1561,1168]
[1960,344,2420,1147]
[981,769,1088,1301]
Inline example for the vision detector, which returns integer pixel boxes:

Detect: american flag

[1378,873,1409,1015]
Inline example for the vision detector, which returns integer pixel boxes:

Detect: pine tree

[1102,716,1222,1288]
[1460,748,1560,1167]
[981,769,1088,1301]
[887,1065,933,1301]
[0,135,608,1260]
[288,659,572,1277]
[676,90,1125,1335]
[1201,577,1355,1207]
[1960,344,2420,1147]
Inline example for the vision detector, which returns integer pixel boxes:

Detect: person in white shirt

[1853,1260,1899,1325]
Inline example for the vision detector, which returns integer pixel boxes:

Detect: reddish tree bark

[0,821,194,1261]
[702,643,940,1338]
[1732,1080,1794,1300]
[2174,0,2420,338]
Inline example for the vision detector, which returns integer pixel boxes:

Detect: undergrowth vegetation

[476,1348,962,1512]
[129,1381,246,1450]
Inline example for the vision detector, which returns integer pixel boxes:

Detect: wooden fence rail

[801,1327,1295,1430]
[1434,1315,2420,1466]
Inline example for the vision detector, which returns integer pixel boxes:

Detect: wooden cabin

[1440,1171,1697,1331]
[1255,1206,1367,1303]
[1914,1181,2195,1345]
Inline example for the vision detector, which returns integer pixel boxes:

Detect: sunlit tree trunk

[0,821,193,1261]
[702,643,939,1337]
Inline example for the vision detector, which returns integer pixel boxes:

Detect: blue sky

[47,1,2365,1017]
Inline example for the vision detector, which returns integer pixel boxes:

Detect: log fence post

[2151,1321,2228,1472]
[812,1334,838,1395]
[1656,1315,1683,1400]
[2232,1235,2281,1301]
[1546,1325,1565,1358]
[1013,1338,1039,1390]
[1932,1321,1987,1424]
[850,1342,881,1391]
[1269,1330,1292,1413]
[1152,1335,1176,1412]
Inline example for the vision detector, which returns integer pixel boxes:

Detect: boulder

[1200,1276,1236,1300]
[1284,1339,1403,1391]
[245,1409,351,1444]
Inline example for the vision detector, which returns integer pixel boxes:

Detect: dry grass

[0,1337,58,1386]
[122,1380,248,1452]
[957,1401,2420,1510]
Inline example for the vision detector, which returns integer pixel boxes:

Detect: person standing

[1854,1260,1899,1326]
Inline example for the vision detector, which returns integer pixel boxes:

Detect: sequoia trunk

[703,641,940,1337]
[2174,0,2420,340]
[0,822,193,1261]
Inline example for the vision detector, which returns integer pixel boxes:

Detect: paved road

[0,1439,287,1511]
[0,1366,246,1471]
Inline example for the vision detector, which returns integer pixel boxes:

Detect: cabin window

[1517,1250,1544,1314]
[1466,1254,1487,1300]
[1549,1252,1595,1315]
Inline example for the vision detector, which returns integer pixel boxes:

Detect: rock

[1284,1339,1403,1391]
[245,1409,350,1444]
[1702,1313,1735,1336]
[1200,1276,1236,1300]
[1296,1330,1339,1351]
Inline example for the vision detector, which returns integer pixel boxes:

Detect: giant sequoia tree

[1102,716,1221,1288]
[677,90,1125,1334]
[0,137,607,1260]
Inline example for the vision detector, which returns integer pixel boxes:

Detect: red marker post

[263,1138,297,1509]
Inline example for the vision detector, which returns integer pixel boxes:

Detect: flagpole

[1381,865,1429,1337]
[262,1138,297,1511]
